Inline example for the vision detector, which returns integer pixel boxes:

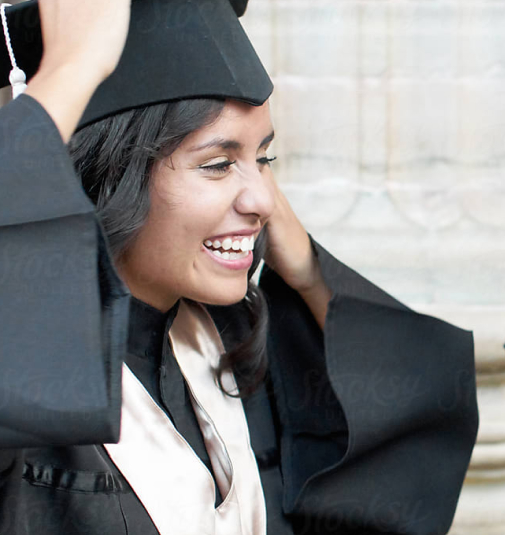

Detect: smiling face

[118,99,276,311]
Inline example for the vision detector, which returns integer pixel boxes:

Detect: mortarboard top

[0,0,273,129]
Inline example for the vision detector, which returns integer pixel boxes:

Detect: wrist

[32,58,104,96]
[25,61,102,142]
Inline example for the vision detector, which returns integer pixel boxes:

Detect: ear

[229,0,249,17]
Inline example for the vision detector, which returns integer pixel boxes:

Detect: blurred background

[241,2,505,534]
[2,0,504,533]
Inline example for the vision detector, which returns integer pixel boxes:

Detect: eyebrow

[189,130,275,153]
[260,131,275,149]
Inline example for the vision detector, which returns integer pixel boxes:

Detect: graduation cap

[0,0,273,128]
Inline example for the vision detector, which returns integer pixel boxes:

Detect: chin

[195,285,249,307]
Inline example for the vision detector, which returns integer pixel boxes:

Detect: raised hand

[36,0,130,83]
[25,0,131,141]
[264,179,332,329]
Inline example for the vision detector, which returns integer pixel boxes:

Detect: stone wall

[242,1,505,534]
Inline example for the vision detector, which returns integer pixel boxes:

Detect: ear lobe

[229,0,249,17]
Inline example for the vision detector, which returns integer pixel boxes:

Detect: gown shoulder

[259,237,479,535]
[0,95,129,449]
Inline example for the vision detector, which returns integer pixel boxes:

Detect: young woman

[0,1,478,534]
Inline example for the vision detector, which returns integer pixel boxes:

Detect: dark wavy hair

[68,99,268,397]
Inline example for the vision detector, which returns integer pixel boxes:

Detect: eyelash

[199,160,236,175]
[258,156,277,166]
[199,156,277,175]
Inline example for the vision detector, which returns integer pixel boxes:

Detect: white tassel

[1,3,27,99]
[9,66,27,99]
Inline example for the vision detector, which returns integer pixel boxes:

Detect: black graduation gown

[0,94,479,535]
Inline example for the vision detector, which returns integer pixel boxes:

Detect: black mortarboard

[0,0,273,128]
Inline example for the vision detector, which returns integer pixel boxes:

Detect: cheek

[142,206,211,260]
[148,179,238,252]
[154,179,224,221]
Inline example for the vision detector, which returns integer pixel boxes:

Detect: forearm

[297,260,332,330]
[263,179,332,330]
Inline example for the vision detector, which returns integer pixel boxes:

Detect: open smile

[204,236,254,256]
[202,235,255,270]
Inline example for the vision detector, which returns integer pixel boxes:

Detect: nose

[234,165,275,221]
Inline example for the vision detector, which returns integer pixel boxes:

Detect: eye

[257,156,277,167]
[198,160,236,175]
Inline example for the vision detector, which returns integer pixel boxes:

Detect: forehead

[182,99,274,149]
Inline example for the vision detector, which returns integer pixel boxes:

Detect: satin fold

[104,300,266,535]
[170,300,267,535]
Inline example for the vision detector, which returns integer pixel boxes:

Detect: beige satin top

[105,300,267,535]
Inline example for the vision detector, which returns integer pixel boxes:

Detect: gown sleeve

[0,95,129,450]
[259,238,479,535]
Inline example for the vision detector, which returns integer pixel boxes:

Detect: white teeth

[240,238,249,252]
[205,235,256,253]
[210,249,248,261]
